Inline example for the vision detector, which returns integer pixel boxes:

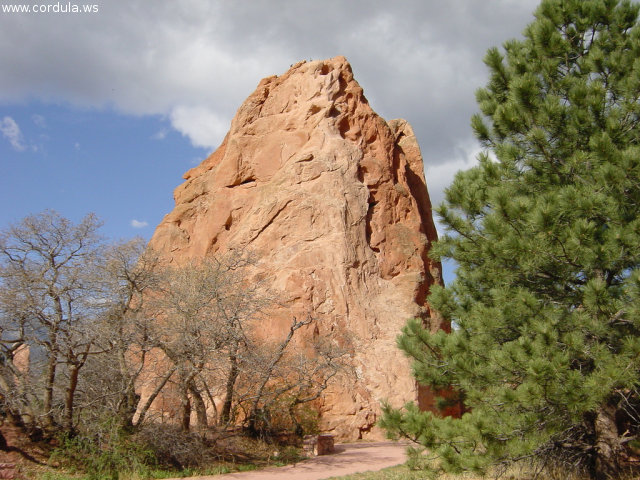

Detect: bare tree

[0,212,351,443]
[0,210,105,434]
[139,255,352,436]
[72,238,160,431]
[238,325,352,437]
[143,256,267,432]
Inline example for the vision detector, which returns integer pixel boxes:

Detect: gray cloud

[0,0,540,206]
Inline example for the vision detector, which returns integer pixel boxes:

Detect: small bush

[134,424,218,469]
[244,397,321,439]
[38,420,306,479]
[50,425,157,480]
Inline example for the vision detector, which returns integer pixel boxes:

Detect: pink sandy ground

[166,441,409,480]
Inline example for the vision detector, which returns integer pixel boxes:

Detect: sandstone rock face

[148,56,446,440]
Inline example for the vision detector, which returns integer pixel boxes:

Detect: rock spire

[148,56,447,440]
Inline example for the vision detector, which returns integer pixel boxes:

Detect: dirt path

[168,442,408,480]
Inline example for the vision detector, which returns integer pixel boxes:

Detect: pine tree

[381,1,640,478]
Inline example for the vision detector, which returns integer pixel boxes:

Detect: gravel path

[167,441,408,480]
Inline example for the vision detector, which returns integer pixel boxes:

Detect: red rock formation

[148,56,446,440]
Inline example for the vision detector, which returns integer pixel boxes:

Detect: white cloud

[151,129,168,140]
[32,114,46,128]
[170,105,229,150]
[130,219,149,229]
[0,116,26,151]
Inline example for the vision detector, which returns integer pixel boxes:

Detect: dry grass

[325,465,484,480]
[325,463,639,480]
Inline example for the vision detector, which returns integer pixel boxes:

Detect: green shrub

[50,424,157,480]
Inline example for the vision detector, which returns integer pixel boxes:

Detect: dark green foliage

[381,1,640,478]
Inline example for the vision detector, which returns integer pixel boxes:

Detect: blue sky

[0,0,541,284]
[1,103,205,240]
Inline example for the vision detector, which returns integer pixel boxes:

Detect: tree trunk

[117,385,140,430]
[42,344,57,429]
[116,341,140,429]
[45,298,63,430]
[134,365,176,427]
[179,383,191,432]
[63,364,79,432]
[188,381,208,431]
[593,402,622,480]
[220,349,239,425]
